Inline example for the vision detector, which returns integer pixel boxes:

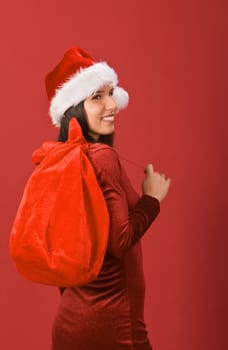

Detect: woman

[45,46,171,350]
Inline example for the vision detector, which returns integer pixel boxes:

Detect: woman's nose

[105,95,117,111]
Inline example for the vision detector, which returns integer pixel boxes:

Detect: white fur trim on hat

[49,62,129,127]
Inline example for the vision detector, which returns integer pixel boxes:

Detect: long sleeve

[88,145,160,259]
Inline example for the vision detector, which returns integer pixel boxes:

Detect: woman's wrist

[142,193,160,203]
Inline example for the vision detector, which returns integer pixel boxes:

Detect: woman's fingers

[144,163,154,175]
[144,165,169,181]
[142,164,171,201]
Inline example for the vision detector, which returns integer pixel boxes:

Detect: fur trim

[49,62,129,127]
[113,87,129,110]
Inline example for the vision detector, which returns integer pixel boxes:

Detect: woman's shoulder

[88,143,119,160]
[87,143,120,173]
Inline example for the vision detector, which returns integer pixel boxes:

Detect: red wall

[1,0,227,349]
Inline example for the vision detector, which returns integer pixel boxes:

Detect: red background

[0,0,227,349]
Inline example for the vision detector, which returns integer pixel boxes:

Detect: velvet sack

[9,118,109,287]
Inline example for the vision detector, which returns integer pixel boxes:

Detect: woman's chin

[89,125,115,139]
[100,126,115,135]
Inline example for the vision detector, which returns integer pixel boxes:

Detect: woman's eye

[92,94,101,100]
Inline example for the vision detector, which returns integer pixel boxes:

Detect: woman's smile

[101,115,115,122]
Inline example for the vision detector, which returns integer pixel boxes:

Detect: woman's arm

[88,146,160,259]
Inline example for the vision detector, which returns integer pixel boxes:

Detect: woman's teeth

[102,116,114,121]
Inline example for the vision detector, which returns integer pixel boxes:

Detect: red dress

[51,143,160,350]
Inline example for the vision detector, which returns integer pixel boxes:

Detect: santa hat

[45,46,129,127]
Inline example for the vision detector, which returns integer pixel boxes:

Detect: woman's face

[84,85,117,140]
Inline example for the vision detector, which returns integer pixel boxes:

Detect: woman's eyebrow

[93,89,104,94]
[91,87,114,96]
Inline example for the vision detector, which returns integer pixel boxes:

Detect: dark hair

[57,102,114,147]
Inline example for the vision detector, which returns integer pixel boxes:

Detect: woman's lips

[101,116,115,121]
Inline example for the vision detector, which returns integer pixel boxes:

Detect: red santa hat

[45,46,129,127]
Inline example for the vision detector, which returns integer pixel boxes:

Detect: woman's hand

[142,164,171,203]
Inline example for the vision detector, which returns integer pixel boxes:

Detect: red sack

[9,118,109,287]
